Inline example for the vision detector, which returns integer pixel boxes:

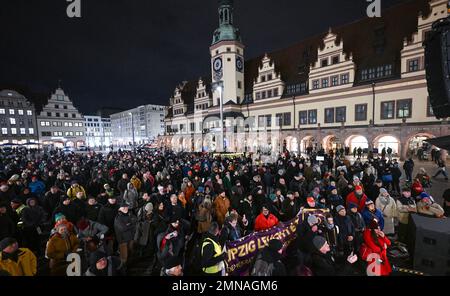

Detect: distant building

[110,104,166,147]
[37,87,85,148]
[0,90,38,147]
[96,107,125,118]
[84,115,112,149]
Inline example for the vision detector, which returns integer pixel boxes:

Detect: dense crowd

[0,147,449,276]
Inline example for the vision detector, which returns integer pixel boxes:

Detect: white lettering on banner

[366,0,381,18]
[366,253,382,276]
[66,253,81,276]
[66,0,81,18]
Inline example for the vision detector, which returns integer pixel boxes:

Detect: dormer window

[261,75,266,82]
[332,56,339,64]
[267,74,273,81]
[321,58,328,67]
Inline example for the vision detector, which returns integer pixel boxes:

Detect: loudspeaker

[409,214,450,275]
[424,17,450,119]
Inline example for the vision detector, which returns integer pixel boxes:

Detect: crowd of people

[0,146,449,277]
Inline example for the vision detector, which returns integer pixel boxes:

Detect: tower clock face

[213,57,223,72]
[236,56,244,72]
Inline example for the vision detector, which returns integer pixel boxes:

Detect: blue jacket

[362,208,385,231]
[28,180,45,197]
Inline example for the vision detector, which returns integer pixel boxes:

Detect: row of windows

[259,73,273,83]
[380,99,412,119]
[320,55,340,67]
[324,107,347,123]
[195,103,209,110]
[0,109,33,116]
[0,100,29,108]
[360,64,393,81]
[43,131,84,137]
[54,104,68,110]
[1,128,34,135]
[86,123,109,127]
[0,118,34,127]
[46,112,78,118]
[255,88,279,100]
[40,121,83,127]
[285,83,307,95]
[174,109,184,115]
[312,73,349,90]
[407,58,421,72]
[197,91,207,99]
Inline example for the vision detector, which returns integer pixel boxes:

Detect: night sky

[0,0,408,114]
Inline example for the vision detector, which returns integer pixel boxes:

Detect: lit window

[27,110,32,115]
[11,128,17,135]
[10,118,16,125]
[0,109,5,114]
[20,128,26,135]
[18,110,23,115]
[2,128,7,135]
[9,109,14,115]
[28,128,34,134]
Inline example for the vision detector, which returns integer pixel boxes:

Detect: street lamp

[129,112,135,152]
[371,82,376,126]
[213,81,225,152]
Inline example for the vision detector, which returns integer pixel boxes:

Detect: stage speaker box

[424,17,450,118]
[409,214,450,275]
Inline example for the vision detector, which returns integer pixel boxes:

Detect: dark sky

[0,0,408,114]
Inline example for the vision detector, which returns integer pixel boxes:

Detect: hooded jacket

[21,198,46,228]
[0,248,37,276]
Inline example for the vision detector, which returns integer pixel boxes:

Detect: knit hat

[329,186,337,191]
[89,250,107,267]
[307,197,315,203]
[197,186,204,193]
[268,239,283,252]
[355,185,363,191]
[164,256,182,270]
[71,180,78,185]
[145,202,154,214]
[348,203,358,210]
[307,214,318,226]
[169,214,181,224]
[402,187,411,192]
[365,200,374,206]
[336,205,345,213]
[379,188,388,195]
[0,237,17,251]
[54,213,66,222]
[419,192,430,199]
[312,236,327,251]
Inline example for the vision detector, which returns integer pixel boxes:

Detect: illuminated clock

[213,57,223,72]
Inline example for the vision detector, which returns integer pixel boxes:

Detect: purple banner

[225,209,329,276]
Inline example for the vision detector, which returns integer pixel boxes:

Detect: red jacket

[346,191,368,212]
[254,213,279,231]
[361,229,392,276]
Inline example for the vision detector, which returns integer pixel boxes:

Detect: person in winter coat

[0,203,16,241]
[76,217,109,246]
[114,204,137,265]
[97,196,119,255]
[254,205,279,231]
[346,185,368,213]
[347,203,365,253]
[21,197,46,254]
[360,219,392,276]
[122,182,139,211]
[327,187,344,213]
[66,181,86,201]
[46,223,80,276]
[165,194,186,221]
[362,200,384,231]
[52,195,82,224]
[280,192,301,221]
[85,250,125,276]
[157,215,187,268]
[334,205,355,257]
[251,239,286,276]
[0,237,37,276]
[396,187,417,244]
[130,175,142,192]
[367,179,383,204]
[213,190,230,226]
[44,186,63,217]
[417,196,445,218]
[403,157,415,182]
[85,196,102,222]
[196,198,213,234]
[411,178,425,197]
[200,222,226,276]
[28,176,45,199]
[375,188,397,236]
[311,235,358,276]
[117,174,129,197]
[219,212,245,245]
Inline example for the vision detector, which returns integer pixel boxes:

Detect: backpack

[250,253,274,276]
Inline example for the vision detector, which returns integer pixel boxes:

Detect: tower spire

[212,0,241,45]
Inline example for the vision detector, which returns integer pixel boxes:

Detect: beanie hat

[307,214,318,226]
[419,192,430,199]
[402,187,411,192]
[379,188,388,195]
[329,186,337,191]
[268,239,283,252]
[355,185,363,191]
[54,213,65,222]
[348,203,358,210]
[307,197,315,203]
[0,237,17,251]
[8,174,20,182]
[365,200,374,206]
[336,205,345,213]
[312,236,327,251]
[169,214,181,224]
[144,202,154,214]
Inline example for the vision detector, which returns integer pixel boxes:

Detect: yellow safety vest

[201,237,223,274]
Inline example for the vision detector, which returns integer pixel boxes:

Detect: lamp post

[129,112,135,152]
[371,82,376,126]
[212,81,224,152]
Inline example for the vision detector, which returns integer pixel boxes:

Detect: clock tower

[210,0,244,106]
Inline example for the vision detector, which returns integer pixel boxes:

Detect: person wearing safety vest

[201,222,226,276]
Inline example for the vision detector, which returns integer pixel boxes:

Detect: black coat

[296,221,317,254]
[311,251,356,276]
[98,203,119,235]
[44,191,63,216]
[0,213,16,241]
[255,247,287,276]
[114,212,137,243]
[53,202,82,224]
[86,204,102,222]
